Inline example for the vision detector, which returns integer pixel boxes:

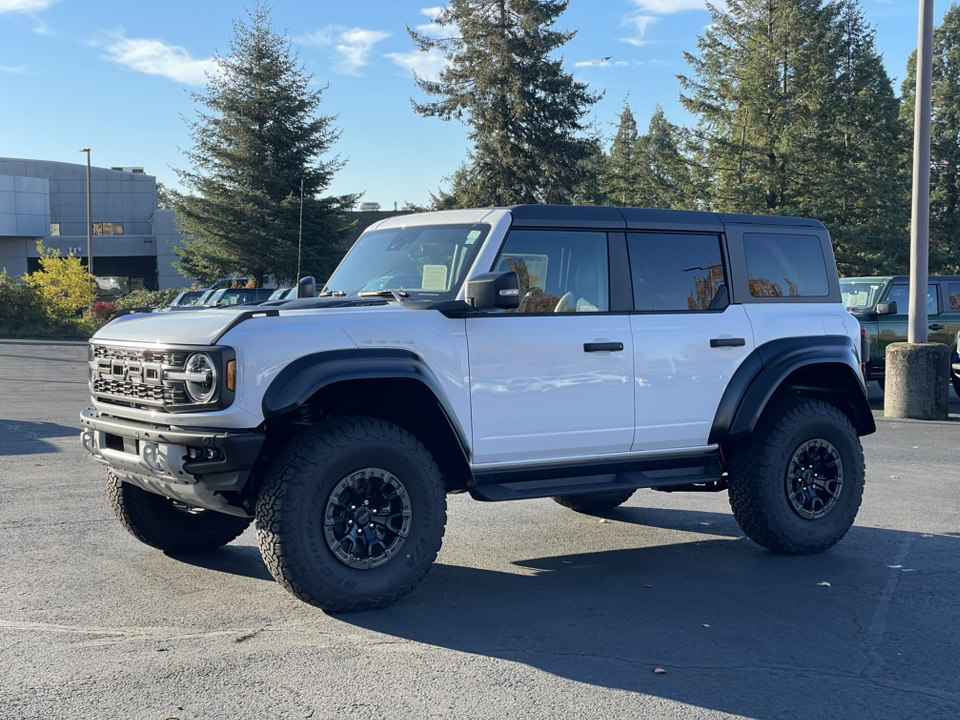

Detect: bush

[0,270,57,338]
[24,242,97,319]
[90,301,117,320]
[114,288,181,311]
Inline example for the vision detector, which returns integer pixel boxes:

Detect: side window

[947,283,960,311]
[494,230,609,313]
[743,233,828,297]
[885,285,939,315]
[627,233,727,312]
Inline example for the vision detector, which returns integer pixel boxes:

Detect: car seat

[555,258,600,312]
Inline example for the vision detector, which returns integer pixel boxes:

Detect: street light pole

[80,148,93,277]
[909,0,934,344]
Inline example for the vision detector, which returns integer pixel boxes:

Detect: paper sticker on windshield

[422,265,448,291]
[465,231,481,244]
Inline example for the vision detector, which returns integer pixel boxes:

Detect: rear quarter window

[743,233,829,298]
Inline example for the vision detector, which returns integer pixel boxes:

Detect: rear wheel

[552,488,636,514]
[106,472,252,553]
[725,397,864,554]
[256,417,446,612]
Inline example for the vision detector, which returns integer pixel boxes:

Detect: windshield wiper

[358,289,410,300]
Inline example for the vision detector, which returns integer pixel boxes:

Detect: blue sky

[0,0,943,210]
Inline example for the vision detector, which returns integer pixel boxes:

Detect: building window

[50,223,60,236]
[93,222,124,236]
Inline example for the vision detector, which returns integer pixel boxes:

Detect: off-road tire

[106,472,252,553]
[255,417,447,613]
[552,489,636,514]
[725,397,865,554]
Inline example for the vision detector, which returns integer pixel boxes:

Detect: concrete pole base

[883,342,951,420]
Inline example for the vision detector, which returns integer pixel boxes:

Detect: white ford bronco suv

[81,205,875,612]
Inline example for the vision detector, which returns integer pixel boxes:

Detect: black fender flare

[261,348,471,460]
[708,335,876,445]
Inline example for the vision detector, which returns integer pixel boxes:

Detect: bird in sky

[591,55,613,65]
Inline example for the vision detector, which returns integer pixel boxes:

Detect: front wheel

[106,472,252,553]
[256,417,447,612]
[725,397,865,554]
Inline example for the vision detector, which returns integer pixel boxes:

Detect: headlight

[181,352,218,403]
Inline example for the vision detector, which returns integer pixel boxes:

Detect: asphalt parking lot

[1,339,959,720]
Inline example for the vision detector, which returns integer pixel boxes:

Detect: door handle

[929,324,945,331]
[583,342,624,353]
[710,337,746,348]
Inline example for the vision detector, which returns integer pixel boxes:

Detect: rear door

[626,232,755,451]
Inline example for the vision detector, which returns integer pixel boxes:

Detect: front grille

[90,343,193,410]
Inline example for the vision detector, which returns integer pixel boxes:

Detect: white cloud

[0,65,26,73]
[337,29,391,74]
[98,31,215,86]
[414,6,457,39]
[628,0,706,13]
[0,0,56,13]
[620,14,657,46]
[386,48,446,82]
[298,26,390,75]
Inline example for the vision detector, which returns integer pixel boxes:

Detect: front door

[467,229,634,466]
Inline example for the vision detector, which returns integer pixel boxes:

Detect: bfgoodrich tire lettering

[552,489,636,514]
[725,397,865,554]
[255,416,447,612]
[106,472,252,553]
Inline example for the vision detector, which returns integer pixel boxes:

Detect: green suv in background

[840,275,960,396]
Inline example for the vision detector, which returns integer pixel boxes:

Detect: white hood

[94,308,252,345]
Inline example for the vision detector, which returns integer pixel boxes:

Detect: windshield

[196,289,216,305]
[323,223,491,300]
[840,279,888,311]
[173,291,201,306]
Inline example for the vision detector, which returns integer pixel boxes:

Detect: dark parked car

[840,275,960,395]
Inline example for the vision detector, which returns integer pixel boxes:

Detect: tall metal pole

[909,0,934,344]
[80,148,93,278]
[297,177,304,285]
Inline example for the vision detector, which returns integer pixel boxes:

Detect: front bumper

[80,407,264,517]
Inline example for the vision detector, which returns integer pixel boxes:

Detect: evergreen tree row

[173,0,960,283]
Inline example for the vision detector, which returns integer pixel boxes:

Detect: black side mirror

[877,301,898,315]
[465,271,520,310]
[298,276,317,299]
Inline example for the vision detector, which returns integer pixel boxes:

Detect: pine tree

[901,3,960,274]
[635,107,697,210]
[173,2,357,286]
[679,0,840,215]
[601,101,642,206]
[815,0,909,274]
[679,0,906,273]
[409,0,601,207]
